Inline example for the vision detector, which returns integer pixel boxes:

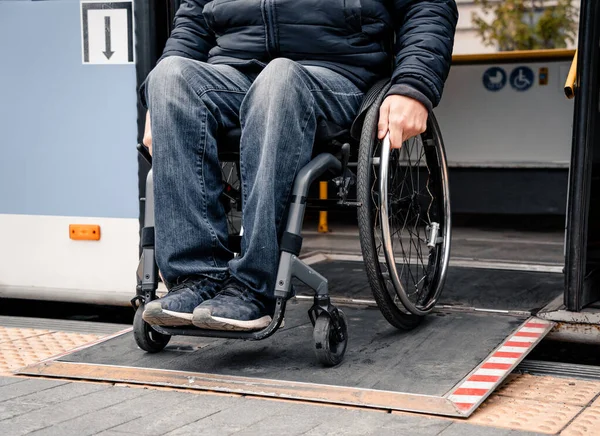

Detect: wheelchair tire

[357,90,451,326]
[133,304,171,353]
[313,309,348,367]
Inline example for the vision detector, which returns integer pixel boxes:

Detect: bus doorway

[563,0,600,312]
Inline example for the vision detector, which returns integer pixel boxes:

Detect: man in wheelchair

[139,0,458,332]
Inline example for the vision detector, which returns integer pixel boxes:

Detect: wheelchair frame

[132,82,451,366]
[133,133,354,364]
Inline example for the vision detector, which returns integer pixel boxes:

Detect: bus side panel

[0,1,139,304]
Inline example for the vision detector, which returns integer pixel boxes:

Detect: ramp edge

[445,317,554,417]
[16,360,465,417]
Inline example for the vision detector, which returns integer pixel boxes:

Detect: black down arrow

[103,16,114,59]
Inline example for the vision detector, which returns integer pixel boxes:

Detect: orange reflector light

[69,224,101,241]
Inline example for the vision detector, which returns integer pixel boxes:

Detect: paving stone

[111,392,239,435]
[0,399,46,421]
[440,422,546,436]
[468,396,582,435]
[0,377,26,387]
[164,396,293,436]
[95,432,140,436]
[0,330,101,373]
[0,327,51,346]
[15,381,109,405]
[230,402,346,436]
[28,413,138,436]
[379,414,452,436]
[0,384,150,435]
[561,406,600,436]
[0,378,68,402]
[303,409,450,436]
[25,390,235,436]
[231,417,321,436]
[590,395,600,409]
[496,375,600,407]
[26,389,185,436]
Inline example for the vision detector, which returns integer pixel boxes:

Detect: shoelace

[218,279,267,310]
[218,280,247,299]
[168,277,218,300]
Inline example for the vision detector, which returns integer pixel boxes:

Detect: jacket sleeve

[385,0,458,111]
[159,0,216,63]
[139,0,216,108]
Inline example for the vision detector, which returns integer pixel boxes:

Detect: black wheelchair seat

[217,128,244,162]
[217,118,360,164]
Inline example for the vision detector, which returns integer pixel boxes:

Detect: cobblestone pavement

[0,375,549,436]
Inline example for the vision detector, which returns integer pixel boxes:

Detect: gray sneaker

[192,278,275,331]
[143,277,222,326]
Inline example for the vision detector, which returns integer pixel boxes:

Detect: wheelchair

[131,80,452,366]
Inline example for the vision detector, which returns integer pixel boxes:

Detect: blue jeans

[145,57,363,298]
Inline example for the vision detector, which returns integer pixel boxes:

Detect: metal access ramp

[17,255,559,418]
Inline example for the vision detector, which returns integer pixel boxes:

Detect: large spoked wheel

[313,309,348,366]
[133,304,171,353]
[357,88,451,328]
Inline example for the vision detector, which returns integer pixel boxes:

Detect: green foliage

[472,0,579,51]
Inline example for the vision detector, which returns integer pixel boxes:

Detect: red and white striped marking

[447,319,553,415]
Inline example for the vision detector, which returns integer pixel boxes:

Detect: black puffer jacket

[148,0,458,111]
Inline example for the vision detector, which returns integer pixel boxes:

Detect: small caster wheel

[133,304,170,353]
[313,309,348,366]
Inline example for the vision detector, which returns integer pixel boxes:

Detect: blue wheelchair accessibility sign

[510,66,534,91]
[483,67,507,92]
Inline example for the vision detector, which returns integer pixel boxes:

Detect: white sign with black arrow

[80,1,134,64]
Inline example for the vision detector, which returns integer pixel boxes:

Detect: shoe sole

[192,308,272,331]
[142,306,194,327]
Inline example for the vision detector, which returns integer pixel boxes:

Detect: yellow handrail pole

[318,181,329,233]
[564,49,578,99]
[452,48,575,65]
